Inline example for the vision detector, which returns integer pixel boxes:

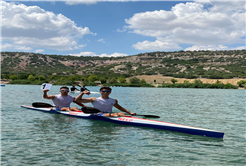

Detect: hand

[83,91,91,95]
[130,112,137,116]
[43,89,49,93]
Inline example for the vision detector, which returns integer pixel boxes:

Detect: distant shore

[1,79,10,84]
[2,75,246,89]
[126,75,246,85]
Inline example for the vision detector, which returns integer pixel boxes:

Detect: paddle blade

[32,102,54,108]
[81,107,102,114]
[137,114,160,118]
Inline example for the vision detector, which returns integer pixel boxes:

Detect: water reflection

[29,114,130,165]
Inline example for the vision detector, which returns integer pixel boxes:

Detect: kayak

[1,84,5,86]
[20,105,224,139]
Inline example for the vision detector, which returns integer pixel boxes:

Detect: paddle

[81,107,160,118]
[81,107,102,114]
[32,102,94,109]
[32,102,54,107]
[32,102,160,118]
[32,102,101,114]
[134,114,160,118]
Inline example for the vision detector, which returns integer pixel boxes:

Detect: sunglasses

[101,90,111,93]
[61,90,69,92]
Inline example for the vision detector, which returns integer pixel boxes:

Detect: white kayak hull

[21,105,224,139]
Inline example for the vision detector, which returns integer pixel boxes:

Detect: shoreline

[2,76,246,89]
[1,80,10,84]
[126,75,246,85]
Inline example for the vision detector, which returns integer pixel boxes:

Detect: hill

[1,50,246,79]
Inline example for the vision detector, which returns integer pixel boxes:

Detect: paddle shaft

[32,102,160,118]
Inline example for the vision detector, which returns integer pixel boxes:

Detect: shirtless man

[75,86,136,117]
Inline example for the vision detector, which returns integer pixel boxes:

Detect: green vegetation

[159,83,238,89]
[103,82,155,87]
[1,50,246,89]
[4,73,154,87]
[237,80,246,88]
[1,50,246,79]
[170,78,178,84]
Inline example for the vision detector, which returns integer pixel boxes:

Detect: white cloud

[98,38,106,43]
[1,1,95,51]
[69,52,128,57]
[65,0,140,5]
[2,43,32,51]
[35,49,45,53]
[132,40,182,50]
[234,46,246,50]
[185,45,229,51]
[124,1,245,51]
[194,0,211,4]
[185,45,245,51]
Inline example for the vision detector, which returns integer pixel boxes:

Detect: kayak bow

[21,105,224,139]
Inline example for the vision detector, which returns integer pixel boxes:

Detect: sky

[1,0,245,57]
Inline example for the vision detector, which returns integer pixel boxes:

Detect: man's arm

[75,91,96,103]
[43,89,55,99]
[73,100,86,107]
[113,99,136,115]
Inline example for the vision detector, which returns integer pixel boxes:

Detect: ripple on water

[1,85,246,165]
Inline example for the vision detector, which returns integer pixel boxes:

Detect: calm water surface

[1,85,246,165]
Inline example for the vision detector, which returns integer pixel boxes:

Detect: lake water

[1,85,246,165]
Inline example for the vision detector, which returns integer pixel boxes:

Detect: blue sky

[1,0,245,57]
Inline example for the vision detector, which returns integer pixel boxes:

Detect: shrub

[9,75,18,80]
[237,80,246,87]
[118,77,126,83]
[170,78,178,84]
[129,77,140,84]
[193,79,203,84]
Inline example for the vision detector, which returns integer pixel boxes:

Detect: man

[80,85,90,92]
[75,86,136,117]
[70,85,79,92]
[43,86,85,111]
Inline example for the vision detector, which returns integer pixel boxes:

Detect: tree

[99,77,107,84]
[38,75,46,81]
[215,80,222,84]
[49,75,56,80]
[19,74,29,79]
[170,78,178,84]
[118,77,126,83]
[109,77,118,83]
[88,75,98,82]
[140,79,146,83]
[9,75,18,80]
[193,79,203,84]
[28,75,35,81]
[68,75,77,81]
[237,80,246,87]
[129,77,140,84]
